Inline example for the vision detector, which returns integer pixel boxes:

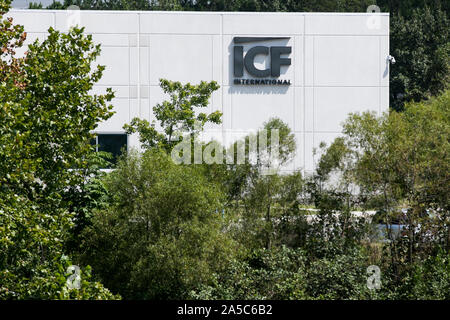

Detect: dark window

[92,134,127,166]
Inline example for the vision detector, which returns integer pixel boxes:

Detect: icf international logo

[233,37,292,86]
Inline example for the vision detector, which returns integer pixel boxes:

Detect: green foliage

[124,79,221,152]
[313,89,450,299]
[316,89,449,224]
[221,118,300,250]
[390,6,450,110]
[304,249,369,299]
[28,2,43,9]
[0,1,117,299]
[407,250,450,299]
[75,90,449,300]
[0,24,114,199]
[377,0,450,18]
[0,193,118,299]
[63,165,111,255]
[4,0,449,299]
[340,89,449,216]
[316,137,350,179]
[79,150,237,299]
[30,0,375,11]
[190,246,307,300]
[31,0,155,10]
[191,245,370,300]
[375,248,450,300]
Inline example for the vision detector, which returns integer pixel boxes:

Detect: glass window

[92,134,127,166]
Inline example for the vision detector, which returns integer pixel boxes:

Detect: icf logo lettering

[233,37,292,85]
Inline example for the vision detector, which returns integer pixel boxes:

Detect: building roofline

[9,9,390,16]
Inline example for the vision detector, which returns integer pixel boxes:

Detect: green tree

[225,118,300,250]
[319,89,450,290]
[377,0,450,17]
[191,0,372,12]
[389,6,449,111]
[0,0,117,299]
[191,246,307,300]
[303,248,370,299]
[0,25,114,200]
[124,79,221,153]
[62,152,113,255]
[303,88,450,300]
[345,90,448,245]
[30,0,182,10]
[79,149,237,299]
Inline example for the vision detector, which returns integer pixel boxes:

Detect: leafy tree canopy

[0,0,117,299]
[124,79,221,152]
[79,149,237,299]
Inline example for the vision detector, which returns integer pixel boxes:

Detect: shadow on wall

[227,37,291,95]
[383,57,389,79]
[228,85,289,95]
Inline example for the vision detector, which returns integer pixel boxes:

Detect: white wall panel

[149,34,214,85]
[13,32,48,57]
[140,12,221,34]
[212,35,223,84]
[304,132,315,172]
[91,85,128,98]
[380,35,390,87]
[129,47,139,86]
[140,99,151,122]
[304,36,314,86]
[314,87,379,132]
[205,88,224,131]
[223,14,304,35]
[222,87,233,130]
[7,11,53,32]
[9,10,390,172]
[91,34,129,47]
[148,85,166,131]
[95,46,130,85]
[381,86,390,113]
[222,35,234,86]
[314,36,380,87]
[139,47,150,85]
[230,86,294,131]
[293,87,304,132]
[54,11,138,33]
[293,132,305,172]
[294,35,304,87]
[96,99,130,132]
[305,14,389,35]
[304,87,314,132]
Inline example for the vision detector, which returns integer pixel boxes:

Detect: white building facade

[8,9,390,173]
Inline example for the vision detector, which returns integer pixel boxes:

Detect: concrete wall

[8,10,390,173]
